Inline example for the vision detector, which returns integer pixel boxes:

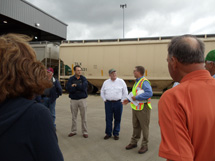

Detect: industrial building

[0,0,67,41]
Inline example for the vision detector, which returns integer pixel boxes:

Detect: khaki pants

[70,98,88,134]
[130,103,151,147]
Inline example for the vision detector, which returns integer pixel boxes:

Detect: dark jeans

[105,101,123,136]
[41,97,56,127]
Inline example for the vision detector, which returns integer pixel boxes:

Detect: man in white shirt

[101,69,128,140]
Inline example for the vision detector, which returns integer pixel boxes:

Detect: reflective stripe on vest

[130,77,152,110]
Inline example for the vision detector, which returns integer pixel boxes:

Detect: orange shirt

[158,70,215,161]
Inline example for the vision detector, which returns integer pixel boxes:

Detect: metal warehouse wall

[0,0,67,39]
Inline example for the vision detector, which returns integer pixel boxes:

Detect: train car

[59,35,215,94]
[30,41,60,77]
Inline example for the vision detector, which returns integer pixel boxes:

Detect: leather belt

[106,99,121,102]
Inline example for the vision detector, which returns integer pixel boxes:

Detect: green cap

[109,68,116,74]
[205,49,215,61]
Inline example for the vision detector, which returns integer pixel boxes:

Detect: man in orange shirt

[158,35,215,161]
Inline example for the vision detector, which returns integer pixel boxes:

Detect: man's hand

[132,96,136,101]
[122,99,129,105]
[72,84,77,87]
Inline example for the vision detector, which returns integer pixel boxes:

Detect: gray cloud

[27,0,215,40]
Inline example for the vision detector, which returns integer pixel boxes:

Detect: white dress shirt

[100,78,128,102]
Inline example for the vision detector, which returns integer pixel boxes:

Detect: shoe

[83,134,88,138]
[114,135,119,140]
[138,146,148,154]
[125,144,137,150]
[104,135,111,140]
[68,133,76,137]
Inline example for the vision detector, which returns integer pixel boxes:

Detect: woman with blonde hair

[0,34,64,161]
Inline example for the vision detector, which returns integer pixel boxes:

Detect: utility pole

[120,4,127,38]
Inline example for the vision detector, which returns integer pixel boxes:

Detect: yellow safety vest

[130,77,152,110]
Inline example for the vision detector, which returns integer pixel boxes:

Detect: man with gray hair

[158,35,215,161]
[101,69,128,140]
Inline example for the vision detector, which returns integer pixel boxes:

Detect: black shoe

[104,135,111,140]
[114,135,119,140]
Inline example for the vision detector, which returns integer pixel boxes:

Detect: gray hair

[168,35,205,64]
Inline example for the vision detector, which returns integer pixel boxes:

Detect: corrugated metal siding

[0,0,67,39]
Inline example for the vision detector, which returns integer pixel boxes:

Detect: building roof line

[21,0,68,26]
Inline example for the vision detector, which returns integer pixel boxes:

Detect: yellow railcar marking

[101,70,103,76]
[72,64,74,75]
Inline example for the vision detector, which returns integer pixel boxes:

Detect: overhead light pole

[120,4,127,38]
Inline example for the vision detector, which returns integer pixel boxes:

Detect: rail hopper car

[59,35,215,93]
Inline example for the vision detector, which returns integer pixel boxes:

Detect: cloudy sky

[26,0,215,40]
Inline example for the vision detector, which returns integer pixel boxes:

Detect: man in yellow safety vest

[123,66,153,154]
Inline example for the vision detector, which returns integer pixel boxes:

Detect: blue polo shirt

[66,75,88,100]
[135,76,153,101]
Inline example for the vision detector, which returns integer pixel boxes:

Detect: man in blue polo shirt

[66,65,88,138]
[123,66,153,154]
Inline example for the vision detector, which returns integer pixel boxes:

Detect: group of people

[1,33,215,161]
[65,35,215,161]
[66,65,153,154]
[101,66,153,154]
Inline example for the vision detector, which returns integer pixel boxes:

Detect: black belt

[106,99,121,102]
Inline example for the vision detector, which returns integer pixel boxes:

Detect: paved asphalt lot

[55,94,165,161]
